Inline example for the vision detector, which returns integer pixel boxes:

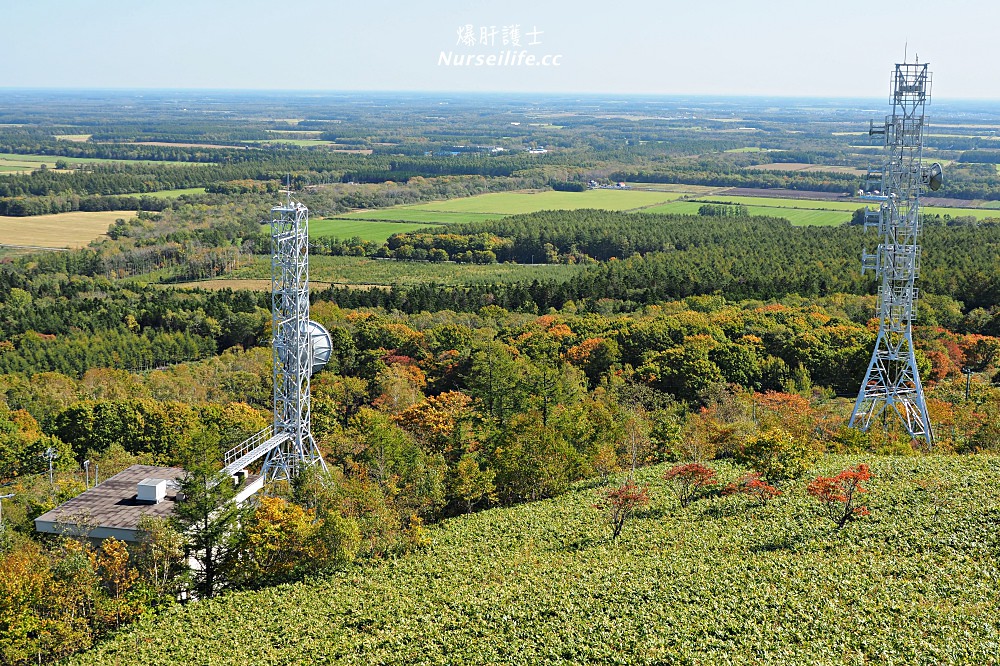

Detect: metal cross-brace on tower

[850,59,943,446]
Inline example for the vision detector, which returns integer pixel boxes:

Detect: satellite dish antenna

[308,320,333,375]
[926,162,944,191]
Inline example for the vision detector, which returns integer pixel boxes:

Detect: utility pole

[0,493,13,527]
[962,367,974,401]
[42,446,58,488]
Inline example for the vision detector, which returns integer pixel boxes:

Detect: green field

[686,195,865,211]
[324,188,1000,237]
[922,205,1000,220]
[204,255,584,287]
[323,189,691,236]
[311,219,440,241]
[333,209,504,224]
[141,187,208,198]
[320,190,692,239]
[642,194,1000,226]
[387,189,686,214]
[71,455,1000,665]
[643,200,854,226]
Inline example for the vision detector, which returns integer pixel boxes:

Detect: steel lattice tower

[849,60,937,445]
[261,192,328,482]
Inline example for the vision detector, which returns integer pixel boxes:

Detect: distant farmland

[310,219,440,242]
[643,194,1000,226]
[0,210,130,248]
[0,152,212,173]
[320,189,695,240]
[314,186,1000,240]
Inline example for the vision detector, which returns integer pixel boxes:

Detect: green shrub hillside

[71,455,1000,665]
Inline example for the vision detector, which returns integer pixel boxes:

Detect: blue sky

[3,0,996,98]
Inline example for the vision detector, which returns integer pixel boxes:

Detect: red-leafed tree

[594,480,649,540]
[722,472,781,506]
[807,464,872,529]
[663,463,718,508]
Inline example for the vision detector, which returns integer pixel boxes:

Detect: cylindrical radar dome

[308,320,333,376]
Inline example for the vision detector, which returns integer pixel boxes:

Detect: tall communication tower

[849,58,943,445]
[221,188,332,484]
[260,189,331,482]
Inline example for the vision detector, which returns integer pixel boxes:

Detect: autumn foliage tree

[594,480,649,540]
[738,428,817,483]
[722,472,781,506]
[0,535,150,665]
[227,496,321,588]
[95,537,140,628]
[807,464,872,529]
[662,463,718,508]
[449,454,496,513]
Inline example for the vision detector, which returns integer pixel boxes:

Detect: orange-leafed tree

[594,480,649,540]
[663,463,718,507]
[722,472,782,506]
[807,464,872,529]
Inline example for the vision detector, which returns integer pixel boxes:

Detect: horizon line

[1,87,998,105]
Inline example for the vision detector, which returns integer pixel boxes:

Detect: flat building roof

[34,464,185,542]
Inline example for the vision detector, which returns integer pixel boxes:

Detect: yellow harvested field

[0,210,133,248]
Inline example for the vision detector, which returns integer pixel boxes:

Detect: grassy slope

[73,455,1000,665]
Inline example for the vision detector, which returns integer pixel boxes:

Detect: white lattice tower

[849,60,934,445]
[261,191,328,482]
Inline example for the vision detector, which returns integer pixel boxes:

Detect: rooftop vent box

[137,478,168,504]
